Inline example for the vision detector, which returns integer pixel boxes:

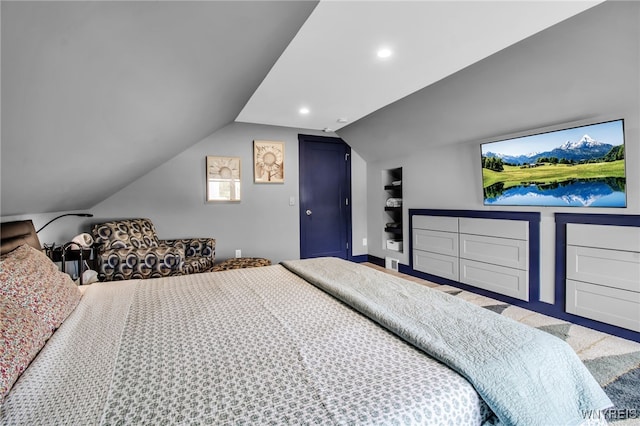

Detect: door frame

[298,133,353,260]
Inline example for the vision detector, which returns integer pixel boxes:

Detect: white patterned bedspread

[1,265,493,425]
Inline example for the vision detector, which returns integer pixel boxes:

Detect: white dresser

[412,213,531,301]
[565,223,640,332]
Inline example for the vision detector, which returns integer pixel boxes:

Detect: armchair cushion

[93,218,160,250]
[163,238,216,274]
[98,246,184,281]
[163,238,215,258]
[183,257,215,275]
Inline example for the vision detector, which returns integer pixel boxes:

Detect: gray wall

[339,1,639,304]
[0,1,318,216]
[350,150,368,255]
[87,122,367,263]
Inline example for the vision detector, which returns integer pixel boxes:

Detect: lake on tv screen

[483,178,626,207]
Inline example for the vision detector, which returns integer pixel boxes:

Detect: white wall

[86,122,367,263]
[350,150,368,256]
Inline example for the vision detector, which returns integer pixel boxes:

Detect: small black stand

[45,243,98,285]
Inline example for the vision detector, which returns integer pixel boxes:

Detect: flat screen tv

[481,119,626,207]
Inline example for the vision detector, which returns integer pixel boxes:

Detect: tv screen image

[481,119,626,207]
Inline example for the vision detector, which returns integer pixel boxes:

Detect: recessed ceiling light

[299,107,310,115]
[336,118,349,124]
[377,48,392,59]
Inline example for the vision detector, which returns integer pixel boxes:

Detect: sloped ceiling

[338,0,639,162]
[1,1,317,216]
[1,1,603,216]
[237,0,602,132]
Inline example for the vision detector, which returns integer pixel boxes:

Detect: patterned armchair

[91,218,215,281]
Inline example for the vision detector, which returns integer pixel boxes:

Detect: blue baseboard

[366,255,384,267]
[350,254,369,263]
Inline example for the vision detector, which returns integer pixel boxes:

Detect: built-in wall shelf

[383,168,403,253]
[384,227,403,235]
[384,184,402,191]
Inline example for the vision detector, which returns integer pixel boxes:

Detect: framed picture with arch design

[254,140,284,183]
[206,156,241,202]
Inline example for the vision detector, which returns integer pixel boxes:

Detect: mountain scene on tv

[482,120,626,207]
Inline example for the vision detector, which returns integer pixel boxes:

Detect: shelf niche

[383,167,403,253]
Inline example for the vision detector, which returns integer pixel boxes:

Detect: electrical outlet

[235,249,241,258]
[362,238,367,247]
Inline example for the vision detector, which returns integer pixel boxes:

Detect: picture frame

[206,156,241,202]
[254,140,284,183]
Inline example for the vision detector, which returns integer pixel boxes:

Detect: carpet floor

[364,263,640,425]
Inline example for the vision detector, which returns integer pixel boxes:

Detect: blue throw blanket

[282,257,612,426]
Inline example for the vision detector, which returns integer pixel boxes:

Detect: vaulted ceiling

[1,1,603,216]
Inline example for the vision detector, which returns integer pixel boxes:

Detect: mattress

[1,264,491,425]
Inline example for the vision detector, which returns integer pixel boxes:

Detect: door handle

[306,209,312,216]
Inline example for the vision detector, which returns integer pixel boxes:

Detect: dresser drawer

[460,233,528,270]
[459,217,528,240]
[414,250,459,281]
[566,279,640,332]
[412,215,458,233]
[460,258,528,301]
[413,228,458,257]
[567,245,640,292]
[567,223,640,252]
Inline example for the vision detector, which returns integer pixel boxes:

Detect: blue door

[298,134,351,259]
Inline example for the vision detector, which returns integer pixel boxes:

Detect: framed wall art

[254,140,284,183]
[206,156,241,202]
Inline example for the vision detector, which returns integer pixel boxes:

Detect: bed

[1,220,610,425]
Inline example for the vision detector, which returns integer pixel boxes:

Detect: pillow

[0,244,82,331]
[0,298,52,399]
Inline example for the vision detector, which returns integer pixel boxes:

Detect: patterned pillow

[0,298,52,399]
[0,244,82,331]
